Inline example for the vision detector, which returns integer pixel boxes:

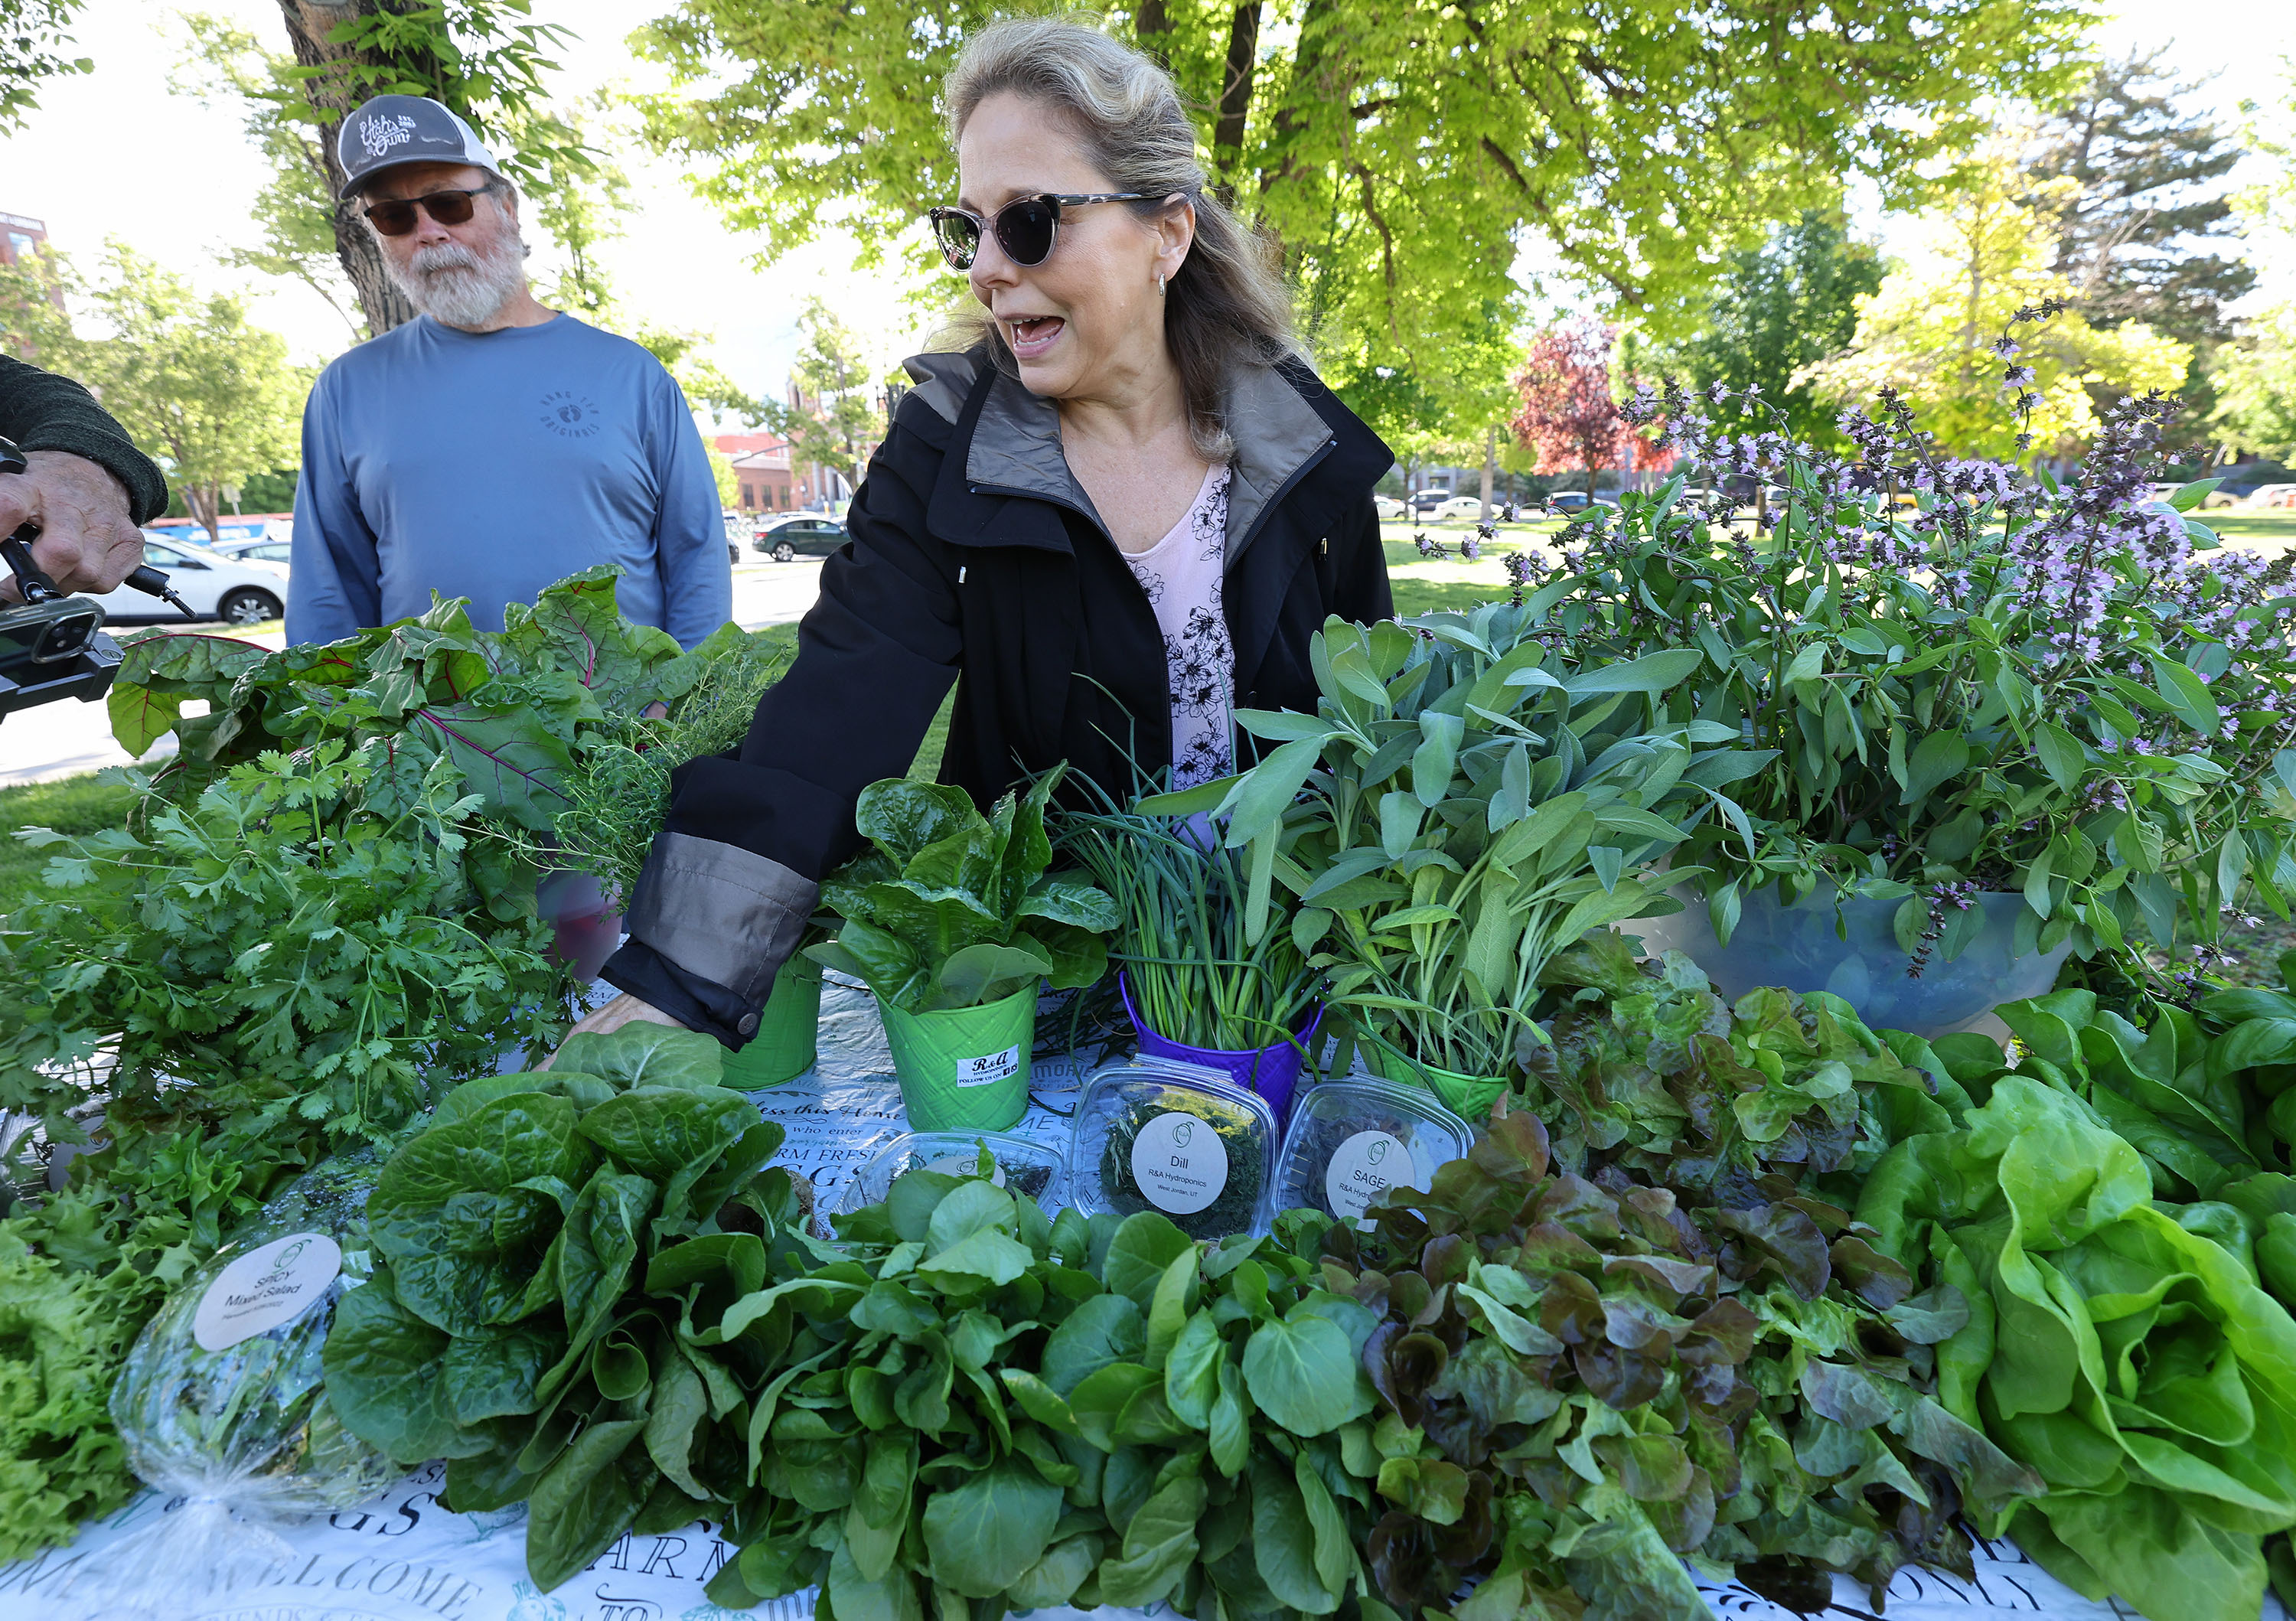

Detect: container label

[956,1045,1022,1088]
[1325,1130,1411,1225]
[926,1153,1008,1187]
[1130,1112,1230,1215]
[193,1231,343,1352]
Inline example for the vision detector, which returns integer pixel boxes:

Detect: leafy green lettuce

[1859,1075,2296,1621]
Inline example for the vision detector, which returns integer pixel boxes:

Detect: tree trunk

[1479,426,1495,521]
[1212,3,1262,181]
[1134,0,1170,64]
[186,482,223,544]
[276,0,422,336]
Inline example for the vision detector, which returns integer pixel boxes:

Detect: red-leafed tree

[1509,322,1672,496]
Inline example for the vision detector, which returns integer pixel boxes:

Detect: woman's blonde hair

[941,16,1298,461]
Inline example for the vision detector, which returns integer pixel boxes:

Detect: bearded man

[287,96,730,648]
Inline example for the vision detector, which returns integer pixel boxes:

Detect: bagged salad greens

[80,1153,398,1606]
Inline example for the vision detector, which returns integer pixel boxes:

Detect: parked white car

[1372,494,1407,521]
[2244,484,2296,510]
[1430,495,1487,520]
[96,534,290,627]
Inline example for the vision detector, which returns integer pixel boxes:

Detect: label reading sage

[1324,1130,1411,1224]
[1130,1111,1229,1215]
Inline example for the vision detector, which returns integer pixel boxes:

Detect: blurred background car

[210,536,295,568]
[753,514,850,562]
[1430,494,1486,520]
[109,534,289,625]
[1546,491,1617,516]
[1372,494,1407,521]
[1408,488,1453,515]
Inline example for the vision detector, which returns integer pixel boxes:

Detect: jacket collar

[943,350,1375,565]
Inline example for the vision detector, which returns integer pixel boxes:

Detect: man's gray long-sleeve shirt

[288,313,729,647]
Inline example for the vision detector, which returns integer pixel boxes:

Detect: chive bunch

[1060,805,1316,1053]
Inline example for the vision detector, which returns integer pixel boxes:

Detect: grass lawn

[0,771,134,916]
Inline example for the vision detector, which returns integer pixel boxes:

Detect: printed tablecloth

[1,982,2281,1621]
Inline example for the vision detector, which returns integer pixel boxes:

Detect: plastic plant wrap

[76,1153,400,1610]
[1270,1075,1473,1228]
[837,1130,1067,1215]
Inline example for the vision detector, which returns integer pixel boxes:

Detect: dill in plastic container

[1068,1060,1277,1241]
[1270,1075,1474,1228]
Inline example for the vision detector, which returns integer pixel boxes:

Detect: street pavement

[0,558,828,788]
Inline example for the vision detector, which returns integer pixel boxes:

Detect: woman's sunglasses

[928,192,1148,269]
[363,187,494,237]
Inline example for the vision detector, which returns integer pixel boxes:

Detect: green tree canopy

[631,0,2087,398]
[771,299,887,488]
[2024,50,2255,352]
[1805,155,2190,460]
[2,245,310,543]
[1626,210,1882,449]
[0,0,88,129]
[2214,302,2296,465]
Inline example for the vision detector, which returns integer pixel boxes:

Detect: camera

[0,434,128,725]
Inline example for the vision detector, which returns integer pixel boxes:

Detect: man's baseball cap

[337,94,507,197]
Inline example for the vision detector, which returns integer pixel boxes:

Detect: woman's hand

[538,993,690,1070]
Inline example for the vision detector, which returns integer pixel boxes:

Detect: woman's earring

[1156,273,1167,297]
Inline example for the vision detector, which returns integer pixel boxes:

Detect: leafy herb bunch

[0,569,740,1562]
[1328,1103,2043,1620]
[322,1026,809,1590]
[810,772,1120,1014]
[1146,613,1763,1082]
[1059,797,1317,1054]
[1512,323,2296,980]
[693,1187,1399,1619]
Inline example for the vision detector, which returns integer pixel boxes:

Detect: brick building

[712,432,794,514]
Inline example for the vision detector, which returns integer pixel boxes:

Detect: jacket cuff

[598,938,757,1048]
[621,830,817,1011]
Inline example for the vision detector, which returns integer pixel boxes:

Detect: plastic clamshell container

[837,1130,1069,1216]
[1272,1076,1475,1228]
[1068,1058,1280,1241]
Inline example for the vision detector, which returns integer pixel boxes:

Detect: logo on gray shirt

[538,390,602,439]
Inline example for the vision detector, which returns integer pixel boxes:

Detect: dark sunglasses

[363,187,494,237]
[928,192,1149,269]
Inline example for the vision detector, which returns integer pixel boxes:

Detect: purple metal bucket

[1119,971,1322,1125]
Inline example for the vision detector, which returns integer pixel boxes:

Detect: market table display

[3,983,2278,1621]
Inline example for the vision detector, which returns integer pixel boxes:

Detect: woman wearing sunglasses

[575,17,1395,1050]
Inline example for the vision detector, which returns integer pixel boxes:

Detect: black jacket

[601,346,1394,1043]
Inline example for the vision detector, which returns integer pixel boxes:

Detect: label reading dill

[956,1044,1022,1088]
[1325,1130,1411,1225]
[193,1231,342,1352]
[1130,1111,1230,1215]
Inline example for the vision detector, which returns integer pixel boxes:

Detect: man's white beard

[389,226,527,329]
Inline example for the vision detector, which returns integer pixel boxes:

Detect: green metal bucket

[879,982,1037,1132]
[720,956,823,1089]
[1365,1043,1507,1124]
